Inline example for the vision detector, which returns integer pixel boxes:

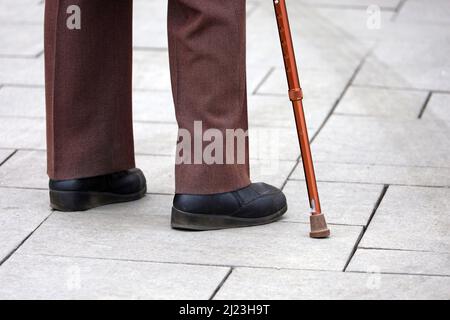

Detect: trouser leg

[45,0,135,180]
[168,0,251,194]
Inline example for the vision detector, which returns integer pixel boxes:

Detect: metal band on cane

[288,88,303,101]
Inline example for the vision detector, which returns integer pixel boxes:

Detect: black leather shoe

[171,183,287,230]
[49,168,147,212]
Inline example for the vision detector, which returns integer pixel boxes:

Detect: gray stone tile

[246,65,276,96]
[291,161,450,187]
[311,115,450,168]
[248,95,295,128]
[422,93,450,123]
[0,150,47,189]
[348,249,450,277]
[286,2,394,40]
[381,22,450,43]
[250,159,296,190]
[136,155,175,194]
[396,0,450,24]
[133,122,178,156]
[0,254,229,300]
[0,24,43,57]
[257,66,356,103]
[247,12,371,70]
[133,90,176,123]
[248,95,333,130]
[283,180,383,226]
[354,40,450,91]
[0,188,50,261]
[133,0,167,49]
[0,0,43,24]
[0,117,46,150]
[0,86,45,118]
[0,57,44,86]
[249,126,305,161]
[299,0,401,9]
[247,1,380,53]
[215,268,450,300]
[360,186,450,253]
[18,212,363,271]
[293,6,394,42]
[336,86,428,119]
[133,51,171,91]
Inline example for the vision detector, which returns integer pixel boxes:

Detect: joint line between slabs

[418,91,432,119]
[0,149,18,167]
[342,184,389,272]
[252,67,276,95]
[209,267,234,300]
[0,213,53,267]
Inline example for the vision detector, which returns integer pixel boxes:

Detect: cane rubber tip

[309,213,330,238]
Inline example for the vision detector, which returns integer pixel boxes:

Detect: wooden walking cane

[273,0,330,238]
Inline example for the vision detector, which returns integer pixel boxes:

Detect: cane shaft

[274,0,322,215]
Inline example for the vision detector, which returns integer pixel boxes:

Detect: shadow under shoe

[172,182,287,231]
[49,168,147,212]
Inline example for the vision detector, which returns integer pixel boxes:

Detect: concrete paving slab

[136,154,174,194]
[257,66,356,102]
[354,40,450,91]
[0,117,46,150]
[348,249,450,277]
[0,57,44,86]
[0,150,47,189]
[0,188,50,262]
[0,86,45,118]
[250,159,297,190]
[0,254,229,300]
[291,161,450,187]
[215,267,450,300]
[360,186,450,253]
[0,0,43,24]
[17,212,363,271]
[133,51,171,91]
[298,0,401,9]
[133,90,176,123]
[0,24,42,57]
[248,95,334,130]
[311,115,450,168]
[336,86,428,119]
[133,0,167,49]
[283,180,383,226]
[396,0,450,24]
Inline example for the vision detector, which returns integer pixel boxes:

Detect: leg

[168,0,250,195]
[45,0,146,211]
[45,0,135,180]
[168,0,287,230]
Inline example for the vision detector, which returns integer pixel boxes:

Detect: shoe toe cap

[236,183,287,219]
[113,168,147,194]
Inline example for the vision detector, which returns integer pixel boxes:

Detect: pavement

[0,0,449,300]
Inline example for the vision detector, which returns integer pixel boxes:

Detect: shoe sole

[50,186,147,212]
[171,205,288,231]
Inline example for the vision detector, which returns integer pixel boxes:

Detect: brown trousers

[45,0,250,194]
